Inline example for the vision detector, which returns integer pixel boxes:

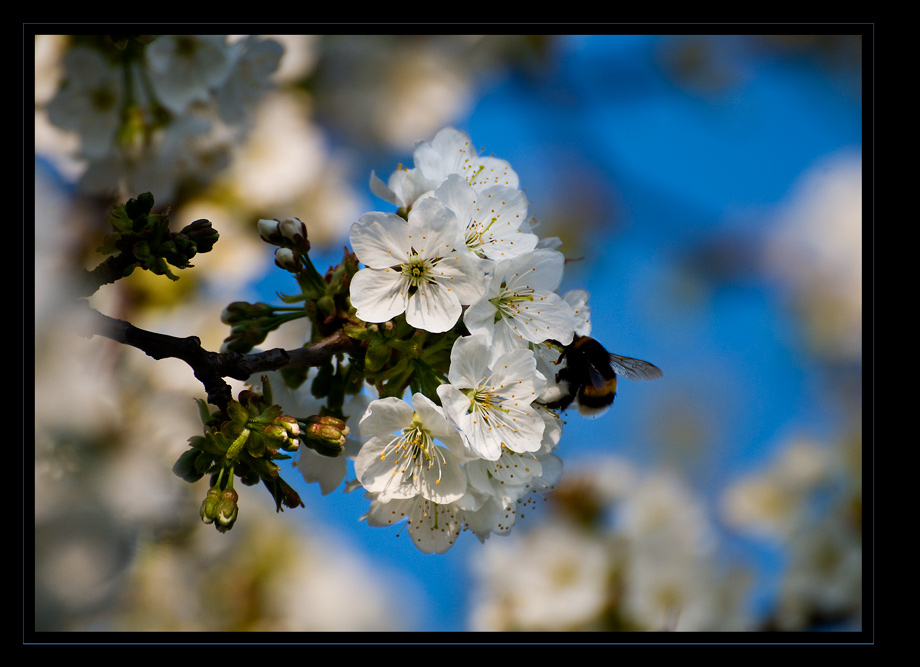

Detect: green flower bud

[267,415,301,451]
[200,486,222,524]
[364,339,392,373]
[303,415,349,457]
[220,327,269,354]
[262,423,288,442]
[219,305,241,326]
[180,218,219,254]
[125,192,155,221]
[261,420,299,451]
[215,489,239,533]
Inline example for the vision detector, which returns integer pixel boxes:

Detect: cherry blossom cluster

[344,127,592,553]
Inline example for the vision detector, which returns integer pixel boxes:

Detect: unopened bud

[125,192,156,221]
[215,488,239,533]
[279,217,308,248]
[364,339,392,373]
[258,218,283,245]
[220,301,274,325]
[274,247,300,272]
[200,486,222,524]
[262,415,300,451]
[303,415,350,457]
[277,414,301,442]
[262,423,287,441]
[220,328,268,354]
[180,218,219,254]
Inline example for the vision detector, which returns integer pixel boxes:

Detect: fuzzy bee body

[544,335,662,417]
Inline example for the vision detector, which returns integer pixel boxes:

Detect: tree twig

[78,301,361,413]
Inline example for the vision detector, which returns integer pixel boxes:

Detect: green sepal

[194,398,213,427]
[277,291,308,304]
[227,400,249,429]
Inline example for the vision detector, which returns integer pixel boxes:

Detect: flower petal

[349,267,409,324]
[411,394,461,449]
[444,335,491,388]
[354,436,419,500]
[407,197,465,256]
[406,497,463,554]
[434,174,478,224]
[296,447,348,495]
[504,248,566,293]
[430,252,487,306]
[404,281,462,333]
[358,397,414,440]
[500,290,576,346]
[369,170,401,207]
[350,212,412,269]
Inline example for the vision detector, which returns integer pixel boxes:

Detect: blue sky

[253,34,863,631]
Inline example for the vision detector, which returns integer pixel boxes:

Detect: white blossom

[414,126,519,192]
[369,126,520,211]
[469,520,612,631]
[354,394,467,504]
[464,248,576,360]
[145,35,234,113]
[369,165,437,212]
[348,197,485,333]
[432,174,538,261]
[460,447,563,539]
[437,334,546,461]
[44,47,122,159]
[363,495,463,555]
[213,36,284,124]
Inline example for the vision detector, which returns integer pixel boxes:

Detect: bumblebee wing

[585,362,610,390]
[608,353,663,382]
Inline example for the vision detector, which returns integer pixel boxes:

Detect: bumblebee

[543,335,662,417]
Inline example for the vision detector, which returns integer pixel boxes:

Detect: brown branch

[78,301,361,414]
[80,254,139,297]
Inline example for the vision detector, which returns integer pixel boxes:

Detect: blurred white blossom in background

[469,520,614,631]
[721,433,862,631]
[469,459,758,631]
[765,151,863,362]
